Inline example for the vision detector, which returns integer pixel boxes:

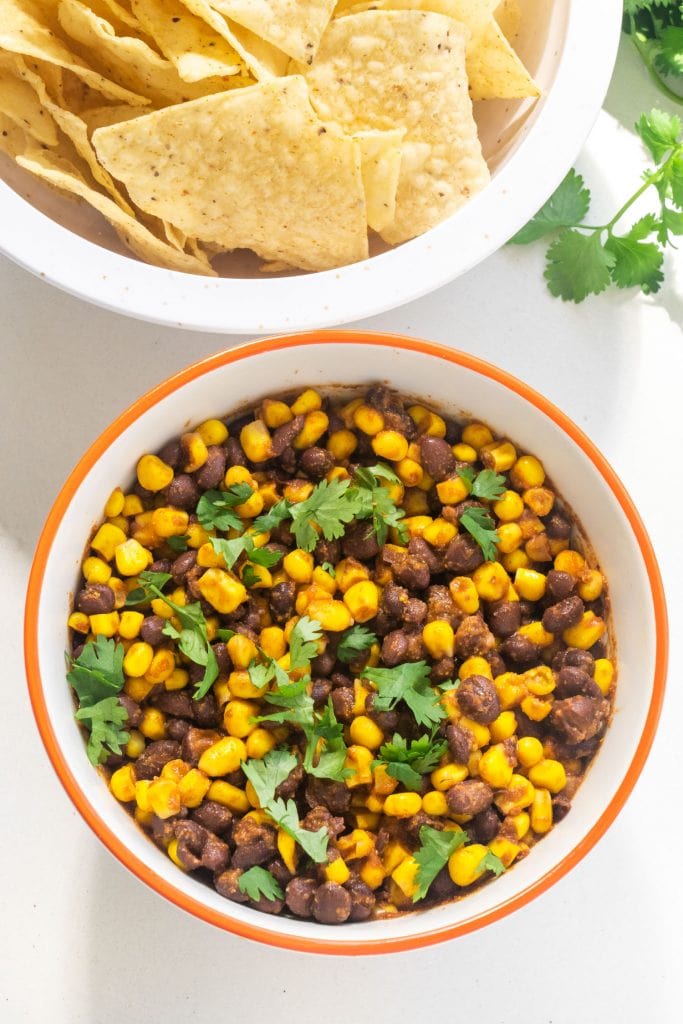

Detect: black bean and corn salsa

[67,385,615,924]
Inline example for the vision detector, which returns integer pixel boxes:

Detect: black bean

[140,614,166,647]
[457,675,501,724]
[157,438,182,469]
[285,877,317,918]
[419,436,455,481]
[300,446,333,480]
[546,570,576,602]
[545,512,572,539]
[196,446,226,490]
[446,723,473,764]
[76,583,115,615]
[313,882,352,924]
[171,549,197,583]
[271,415,304,456]
[166,474,200,510]
[446,780,494,815]
[542,595,584,634]
[488,600,521,638]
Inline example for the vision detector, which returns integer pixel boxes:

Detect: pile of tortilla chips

[0,0,538,275]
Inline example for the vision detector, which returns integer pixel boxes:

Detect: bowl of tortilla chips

[0,1,621,332]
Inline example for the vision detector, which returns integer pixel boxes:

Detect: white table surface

[1,38,681,1024]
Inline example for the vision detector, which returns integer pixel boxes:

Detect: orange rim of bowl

[24,331,668,956]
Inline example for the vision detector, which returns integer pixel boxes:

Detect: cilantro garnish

[196,483,253,532]
[352,464,408,546]
[337,624,378,664]
[210,534,282,573]
[75,697,130,767]
[623,4,683,104]
[303,700,351,781]
[252,498,293,534]
[166,534,189,553]
[510,111,683,301]
[413,826,468,902]
[237,866,284,903]
[459,507,500,562]
[288,615,323,670]
[477,849,506,877]
[67,636,129,765]
[241,750,329,863]
[362,660,446,729]
[289,478,362,551]
[125,569,172,606]
[320,562,336,577]
[373,732,448,791]
[457,466,507,501]
[256,678,315,731]
[128,570,218,699]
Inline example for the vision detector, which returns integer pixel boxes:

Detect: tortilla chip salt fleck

[306,10,490,245]
[91,76,368,270]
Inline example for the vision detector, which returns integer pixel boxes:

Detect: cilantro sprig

[457,466,506,501]
[196,483,254,532]
[459,507,500,562]
[237,866,284,903]
[241,750,329,862]
[67,636,129,765]
[413,826,468,902]
[373,732,448,791]
[362,660,446,729]
[352,464,408,546]
[477,849,506,877]
[126,570,218,699]
[623,3,683,105]
[337,624,378,664]
[510,111,683,301]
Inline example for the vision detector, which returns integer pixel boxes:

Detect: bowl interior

[0,0,566,280]
[30,338,662,952]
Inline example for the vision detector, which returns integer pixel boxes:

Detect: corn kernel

[277,830,298,874]
[594,658,614,696]
[259,626,286,660]
[122,494,144,517]
[180,432,208,472]
[480,440,517,473]
[124,677,155,702]
[494,774,535,815]
[422,790,449,815]
[408,406,446,438]
[449,576,479,614]
[82,556,112,584]
[372,763,399,796]
[140,707,166,740]
[293,410,329,449]
[68,611,90,634]
[307,599,352,632]
[563,611,606,650]
[493,490,525,522]
[529,758,567,794]
[530,787,553,833]
[197,568,247,615]
[448,843,488,887]
[89,611,120,637]
[223,699,259,738]
[123,641,154,678]
[422,620,455,659]
[518,621,554,648]
[110,764,136,802]
[283,549,314,584]
[509,811,531,840]
[164,667,189,691]
[360,851,386,889]
[335,558,369,593]
[494,672,527,710]
[503,550,530,573]
[91,522,127,562]
[343,580,380,623]
[554,549,586,577]
[103,487,125,519]
[372,429,409,462]
[391,856,419,898]
[461,422,493,450]
[452,442,477,463]
[520,695,553,721]
[488,836,523,868]
[338,829,375,861]
[262,399,293,429]
[458,657,492,681]
[167,838,186,869]
[514,567,547,601]
[497,523,523,554]
[177,768,211,808]
[472,561,510,602]
[207,780,250,813]
[117,610,143,640]
[403,515,432,539]
[239,420,272,463]
[227,633,259,671]
[430,763,468,791]
[148,778,180,819]
[344,745,374,787]
[349,715,384,751]
[489,710,517,742]
[516,735,544,768]
[144,648,176,683]
[511,455,545,490]
[137,454,174,493]
[198,736,247,777]
[325,856,351,885]
[578,569,604,602]
[523,486,554,517]
[436,476,470,505]
[197,418,228,446]
[327,428,357,461]
[125,730,145,759]
[459,716,491,749]
[478,744,514,788]
[396,457,423,487]
[246,728,276,760]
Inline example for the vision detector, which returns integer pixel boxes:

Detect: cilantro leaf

[352,464,407,546]
[373,733,448,791]
[241,564,261,589]
[459,507,500,561]
[477,849,507,877]
[237,866,284,903]
[256,678,315,731]
[67,635,125,705]
[166,534,189,553]
[210,535,252,570]
[544,230,616,302]
[320,562,336,577]
[654,26,683,77]
[125,570,172,606]
[509,169,591,244]
[288,615,323,671]
[303,700,350,782]
[252,498,293,535]
[604,233,665,293]
[75,696,129,766]
[337,625,378,664]
[241,749,298,807]
[636,109,682,162]
[470,469,506,501]
[196,484,253,532]
[289,478,363,551]
[268,797,329,862]
[413,826,468,902]
[362,661,446,729]
[249,545,284,568]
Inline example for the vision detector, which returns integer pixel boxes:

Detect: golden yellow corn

[278,830,298,874]
[325,856,351,885]
[514,567,547,601]
[372,429,409,461]
[391,856,419,898]
[436,476,470,505]
[360,851,386,889]
[489,710,517,742]
[343,580,380,623]
[344,745,374,787]
[198,736,247,777]
[239,420,272,463]
[125,730,145,759]
[449,576,480,614]
[594,658,614,696]
[196,568,247,615]
[563,611,606,650]
[511,455,545,490]
[528,758,567,794]
[448,843,488,887]
[148,778,180,819]
[422,790,449,816]
[422,620,455,659]
[530,787,553,833]
[89,611,120,638]
[178,768,211,808]
[430,763,468,791]
[516,736,544,768]
[223,699,259,738]
[262,399,293,429]
[494,774,535,815]
[207,780,250,813]
[472,561,510,602]
[478,744,514,788]
[307,599,352,632]
[349,715,384,751]
[283,549,314,584]
[181,432,208,472]
[110,763,136,802]
[91,522,127,562]
[123,641,154,679]
[137,454,174,493]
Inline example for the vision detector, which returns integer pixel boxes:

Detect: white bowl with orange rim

[0,2,622,333]
[24,332,667,954]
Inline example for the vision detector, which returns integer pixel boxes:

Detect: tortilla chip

[467,16,538,100]
[92,76,368,270]
[334,0,498,38]
[0,0,150,104]
[57,0,240,105]
[0,65,59,145]
[79,101,151,132]
[0,110,32,156]
[354,128,403,233]
[12,54,134,211]
[131,0,243,83]
[180,0,289,79]
[305,11,489,245]
[210,0,336,63]
[15,147,217,273]
[495,0,521,42]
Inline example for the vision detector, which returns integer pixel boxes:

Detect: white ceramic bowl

[25,333,667,955]
[1,2,622,333]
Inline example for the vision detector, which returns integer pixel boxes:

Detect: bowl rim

[24,330,668,955]
[0,2,622,334]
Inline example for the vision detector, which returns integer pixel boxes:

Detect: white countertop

[1,38,681,1024]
